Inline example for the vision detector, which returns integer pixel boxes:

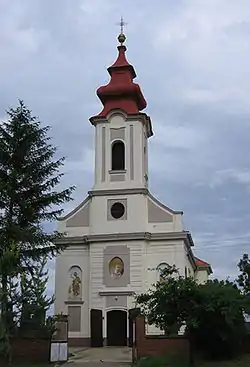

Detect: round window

[111,202,125,219]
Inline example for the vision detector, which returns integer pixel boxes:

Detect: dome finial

[91,16,147,119]
[117,16,127,45]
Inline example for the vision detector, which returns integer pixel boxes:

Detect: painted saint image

[68,268,82,299]
[109,257,124,279]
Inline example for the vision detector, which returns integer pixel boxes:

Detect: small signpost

[50,314,68,363]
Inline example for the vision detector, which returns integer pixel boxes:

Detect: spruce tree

[0,100,75,358]
[20,257,54,337]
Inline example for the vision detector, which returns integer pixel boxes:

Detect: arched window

[112,140,125,171]
[157,262,168,282]
[68,266,82,300]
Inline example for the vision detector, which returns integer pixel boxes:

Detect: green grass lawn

[200,354,250,367]
[136,353,250,367]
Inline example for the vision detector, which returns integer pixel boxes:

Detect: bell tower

[89,25,153,192]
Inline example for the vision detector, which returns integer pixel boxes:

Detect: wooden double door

[90,308,136,347]
[107,310,127,346]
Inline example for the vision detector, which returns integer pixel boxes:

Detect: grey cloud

[1,0,250,285]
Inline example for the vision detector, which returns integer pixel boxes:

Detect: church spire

[117,16,127,45]
[93,20,147,118]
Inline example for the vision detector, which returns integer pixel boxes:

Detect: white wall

[59,194,183,237]
[93,112,148,191]
[90,240,146,310]
[54,246,90,338]
[195,269,209,284]
[57,202,90,237]
[90,240,146,339]
[146,240,186,287]
[89,194,146,235]
[146,213,183,233]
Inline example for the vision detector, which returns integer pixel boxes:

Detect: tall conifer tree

[0,100,75,358]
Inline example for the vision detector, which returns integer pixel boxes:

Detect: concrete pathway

[67,363,130,367]
[67,346,132,366]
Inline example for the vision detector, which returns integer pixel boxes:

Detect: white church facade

[54,31,212,347]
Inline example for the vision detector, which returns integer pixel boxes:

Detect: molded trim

[107,109,128,120]
[89,110,153,138]
[54,230,194,247]
[195,256,213,274]
[99,291,135,296]
[58,191,183,226]
[148,198,173,223]
[64,300,85,305]
[185,246,197,271]
[148,192,183,215]
[196,266,213,275]
[59,196,91,221]
[88,188,148,197]
[102,126,106,182]
[130,124,134,180]
[109,169,127,174]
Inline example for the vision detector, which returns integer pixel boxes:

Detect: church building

[54,29,212,347]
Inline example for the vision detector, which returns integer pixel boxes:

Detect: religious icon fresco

[109,257,124,279]
[68,266,82,300]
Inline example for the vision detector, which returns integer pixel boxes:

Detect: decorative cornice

[186,247,197,271]
[196,264,213,275]
[58,189,183,223]
[54,230,194,247]
[89,111,153,138]
[186,232,194,247]
[88,188,148,197]
[99,291,135,297]
[126,113,153,138]
[109,169,127,174]
[148,192,183,215]
[89,115,108,125]
[64,245,88,251]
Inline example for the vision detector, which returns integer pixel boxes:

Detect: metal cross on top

[117,16,127,35]
[117,16,127,45]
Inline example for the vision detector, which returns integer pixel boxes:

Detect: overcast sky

[1,0,250,292]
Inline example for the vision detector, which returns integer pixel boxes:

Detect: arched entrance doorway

[107,310,127,346]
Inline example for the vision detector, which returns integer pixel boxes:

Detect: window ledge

[64,300,84,305]
[109,169,126,174]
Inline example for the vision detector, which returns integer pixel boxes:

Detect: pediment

[147,193,183,224]
[60,196,90,228]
